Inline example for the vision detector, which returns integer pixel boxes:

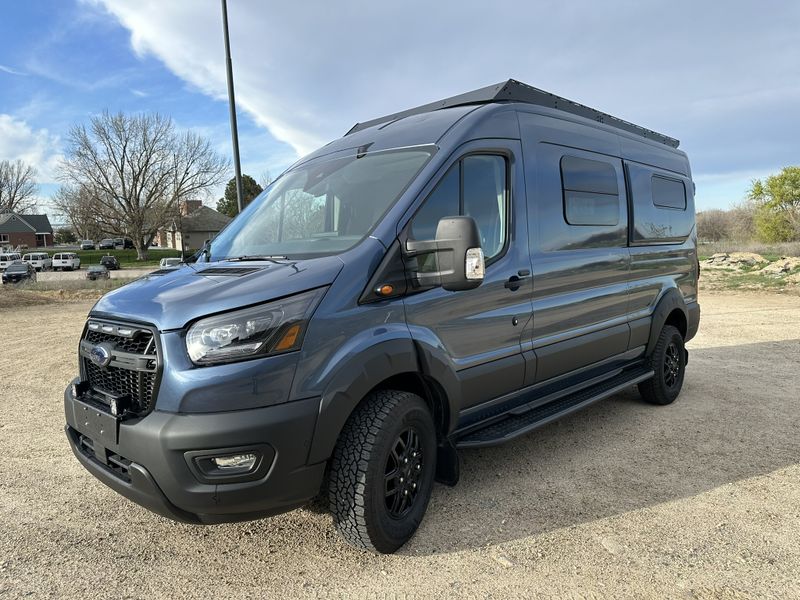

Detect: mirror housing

[405,216,485,291]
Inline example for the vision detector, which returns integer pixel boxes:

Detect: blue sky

[1,0,799,219]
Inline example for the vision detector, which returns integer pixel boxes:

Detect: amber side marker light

[376,284,394,297]
[274,324,302,351]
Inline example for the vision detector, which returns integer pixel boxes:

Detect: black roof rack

[345,79,679,148]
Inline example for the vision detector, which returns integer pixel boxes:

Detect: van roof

[346,79,679,149]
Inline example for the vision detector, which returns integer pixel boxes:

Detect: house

[0,211,54,248]
[157,202,231,252]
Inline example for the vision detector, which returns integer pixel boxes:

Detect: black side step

[456,367,653,449]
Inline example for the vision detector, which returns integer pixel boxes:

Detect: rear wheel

[639,325,686,405]
[328,390,436,553]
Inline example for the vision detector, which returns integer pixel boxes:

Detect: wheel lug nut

[412,483,416,489]
[404,458,408,463]
[399,477,404,483]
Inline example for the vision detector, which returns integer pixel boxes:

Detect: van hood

[90,256,345,331]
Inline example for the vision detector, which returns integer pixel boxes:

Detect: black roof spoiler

[345,79,679,149]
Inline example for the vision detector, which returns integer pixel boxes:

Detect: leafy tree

[59,111,228,260]
[0,159,38,213]
[54,227,77,244]
[748,167,800,241]
[216,174,263,218]
[753,205,795,243]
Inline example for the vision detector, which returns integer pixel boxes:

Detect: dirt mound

[701,252,767,269]
[760,256,800,275]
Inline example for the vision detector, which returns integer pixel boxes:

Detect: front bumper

[64,382,326,524]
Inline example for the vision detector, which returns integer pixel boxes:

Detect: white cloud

[0,64,27,76]
[0,115,62,183]
[84,0,800,192]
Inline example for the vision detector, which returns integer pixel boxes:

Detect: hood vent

[148,268,179,276]
[196,267,262,277]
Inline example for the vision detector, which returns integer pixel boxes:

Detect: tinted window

[462,155,507,258]
[410,154,508,260]
[561,156,619,226]
[410,165,459,242]
[652,176,686,210]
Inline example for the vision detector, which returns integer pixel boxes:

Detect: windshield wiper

[223,255,289,263]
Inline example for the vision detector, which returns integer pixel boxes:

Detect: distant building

[157,202,231,252]
[0,211,54,248]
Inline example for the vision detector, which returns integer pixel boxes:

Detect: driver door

[401,140,533,410]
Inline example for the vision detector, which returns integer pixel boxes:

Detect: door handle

[504,270,531,290]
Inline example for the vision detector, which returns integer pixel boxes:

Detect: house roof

[0,212,53,234]
[23,214,54,234]
[180,206,231,232]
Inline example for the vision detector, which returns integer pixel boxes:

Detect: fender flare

[307,337,418,464]
[306,335,463,465]
[645,288,688,356]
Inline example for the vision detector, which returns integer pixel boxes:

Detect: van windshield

[208,147,433,261]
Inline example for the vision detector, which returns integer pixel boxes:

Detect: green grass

[720,272,789,291]
[72,248,182,268]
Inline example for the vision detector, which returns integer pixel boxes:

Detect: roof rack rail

[345,79,679,148]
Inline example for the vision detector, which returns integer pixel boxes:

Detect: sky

[1,0,798,221]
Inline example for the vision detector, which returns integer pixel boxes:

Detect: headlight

[186,288,326,365]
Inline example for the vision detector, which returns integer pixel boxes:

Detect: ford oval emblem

[90,343,113,368]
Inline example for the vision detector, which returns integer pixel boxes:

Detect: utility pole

[221,0,244,214]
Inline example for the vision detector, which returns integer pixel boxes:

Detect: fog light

[211,453,258,472]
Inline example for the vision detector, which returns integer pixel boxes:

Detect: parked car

[159,257,182,270]
[22,252,52,271]
[2,261,36,284]
[86,265,110,281]
[80,240,96,251]
[113,237,134,249]
[98,239,116,250]
[100,255,120,270]
[0,252,22,271]
[64,80,699,554]
[52,252,81,271]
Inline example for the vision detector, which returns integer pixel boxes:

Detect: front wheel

[329,390,437,553]
[639,325,686,405]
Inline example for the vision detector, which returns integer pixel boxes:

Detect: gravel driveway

[1,291,799,598]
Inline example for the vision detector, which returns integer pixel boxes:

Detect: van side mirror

[405,216,485,291]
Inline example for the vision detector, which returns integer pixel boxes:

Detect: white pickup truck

[52,252,81,271]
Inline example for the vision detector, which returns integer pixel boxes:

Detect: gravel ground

[36,268,154,281]
[1,291,799,598]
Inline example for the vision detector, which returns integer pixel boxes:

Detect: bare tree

[0,159,38,214]
[258,170,273,190]
[697,209,731,242]
[59,111,228,260]
[52,185,104,241]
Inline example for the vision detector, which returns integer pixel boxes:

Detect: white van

[52,253,81,271]
[22,252,52,271]
[0,252,22,270]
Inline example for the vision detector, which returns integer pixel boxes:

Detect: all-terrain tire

[639,325,686,405]
[328,389,436,553]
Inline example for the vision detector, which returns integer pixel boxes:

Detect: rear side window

[560,156,619,226]
[652,176,686,210]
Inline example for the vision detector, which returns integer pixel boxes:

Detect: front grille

[81,320,160,415]
[85,329,156,355]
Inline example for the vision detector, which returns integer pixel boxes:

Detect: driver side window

[410,154,508,261]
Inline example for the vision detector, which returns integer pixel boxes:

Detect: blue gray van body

[64,80,699,524]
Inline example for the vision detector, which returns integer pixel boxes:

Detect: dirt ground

[1,291,799,599]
